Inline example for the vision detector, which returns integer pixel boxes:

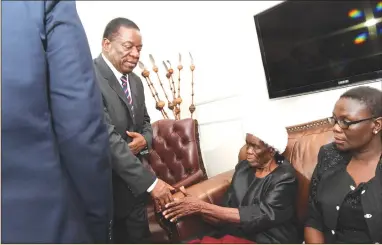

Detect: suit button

[331,230,335,235]
[336,206,340,211]
[364,214,372,218]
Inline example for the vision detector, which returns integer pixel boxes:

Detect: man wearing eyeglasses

[93,18,175,243]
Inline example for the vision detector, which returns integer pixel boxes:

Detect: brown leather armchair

[141,118,208,243]
[158,118,334,243]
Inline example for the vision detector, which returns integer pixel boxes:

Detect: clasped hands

[151,183,203,223]
[126,131,202,219]
[161,186,203,223]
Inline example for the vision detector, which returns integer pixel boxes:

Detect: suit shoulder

[130,72,143,82]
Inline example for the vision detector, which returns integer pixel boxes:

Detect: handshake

[149,179,176,212]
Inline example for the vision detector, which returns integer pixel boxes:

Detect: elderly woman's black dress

[190,158,302,244]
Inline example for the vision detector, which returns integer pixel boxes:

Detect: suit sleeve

[305,147,325,232]
[102,104,156,194]
[138,77,153,150]
[44,1,112,243]
[238,171,298,233]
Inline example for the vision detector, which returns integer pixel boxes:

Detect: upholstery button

[364,214,372,219]
[361,190,366,194]
[331,230,335,235]
[336,206,340,211]
[350,185,355,190]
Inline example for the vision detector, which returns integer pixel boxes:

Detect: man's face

[102,26,142,74]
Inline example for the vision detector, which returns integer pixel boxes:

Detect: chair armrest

[157,169,235,243]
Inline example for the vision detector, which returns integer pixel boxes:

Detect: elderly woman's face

[245,134,273,167]
[332,97,380,151]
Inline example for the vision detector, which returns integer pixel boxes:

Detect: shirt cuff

[147,178,158,192]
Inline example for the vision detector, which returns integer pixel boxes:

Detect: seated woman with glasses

[305,86,382,244]
[162,116,302,244]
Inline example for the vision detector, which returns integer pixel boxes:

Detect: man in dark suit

[93,18,175,243]
[2,1,112,243]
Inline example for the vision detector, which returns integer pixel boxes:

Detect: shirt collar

[101,53,127,82]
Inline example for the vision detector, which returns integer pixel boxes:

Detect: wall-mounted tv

[255,0,382,99]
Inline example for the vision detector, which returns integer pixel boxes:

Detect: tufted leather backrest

[238,118,334,226]
[284,118,334,225]
[142,119,208,189]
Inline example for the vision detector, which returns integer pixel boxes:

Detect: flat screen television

[254,0,382,99]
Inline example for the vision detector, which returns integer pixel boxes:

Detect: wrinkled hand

[126,131,146,155]
[151,179,175,212]
[162,186,203,223]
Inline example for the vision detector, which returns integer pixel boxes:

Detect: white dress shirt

[101,54,158,193]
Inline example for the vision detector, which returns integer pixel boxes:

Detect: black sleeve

[305,146,325,232]
[238,170,298,233]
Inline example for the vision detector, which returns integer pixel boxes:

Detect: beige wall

[77,1,382,177]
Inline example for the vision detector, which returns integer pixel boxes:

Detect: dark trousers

[113,192,151,244]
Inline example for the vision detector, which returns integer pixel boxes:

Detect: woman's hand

[162,186,204,222]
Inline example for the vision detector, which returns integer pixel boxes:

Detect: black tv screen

[255,0,382,99]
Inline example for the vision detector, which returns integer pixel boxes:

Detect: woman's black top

[305,143,382,244]
[208,159,302,244]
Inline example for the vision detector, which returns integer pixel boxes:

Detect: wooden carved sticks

[138,61,169,119]
[166,60,181,120]
[149,54,176,118]
[139,52,196,120]
[189,52,196,119]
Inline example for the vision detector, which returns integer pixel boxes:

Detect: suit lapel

[95,55,135,124]
[128,74,139,115]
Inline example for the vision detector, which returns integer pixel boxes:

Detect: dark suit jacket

[2,1,112,243]
[93,55,156,218]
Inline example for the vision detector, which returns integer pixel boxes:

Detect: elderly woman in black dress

[162,116,302,244]
[305,86,382,244]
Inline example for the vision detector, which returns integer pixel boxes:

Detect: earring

[374,130,379,134]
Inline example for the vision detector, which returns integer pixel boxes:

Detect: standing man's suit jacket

[2,1,112,243]
[93,55,156,218]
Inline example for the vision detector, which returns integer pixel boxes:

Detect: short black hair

[102,18,140,41]
[340,86,382,117]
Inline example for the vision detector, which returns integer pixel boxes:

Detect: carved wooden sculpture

[189,52,196,118]
[138,61,169,119]
[162,61,176,103]
[175,53,183,120]
[166,60,181,120]
[140,52,196,120]
[149,54,176,118]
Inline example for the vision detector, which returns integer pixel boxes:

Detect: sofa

[141,118,208,243]
[158,117,335,243]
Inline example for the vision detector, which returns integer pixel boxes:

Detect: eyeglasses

[328,116,375,129]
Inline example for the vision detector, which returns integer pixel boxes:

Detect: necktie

[120,75,132,104]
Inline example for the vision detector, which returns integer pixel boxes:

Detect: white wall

[77,1,381,177]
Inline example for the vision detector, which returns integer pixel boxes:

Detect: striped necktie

[120,75,132,104]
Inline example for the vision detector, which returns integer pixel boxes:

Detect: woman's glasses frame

[328,116,376,129]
